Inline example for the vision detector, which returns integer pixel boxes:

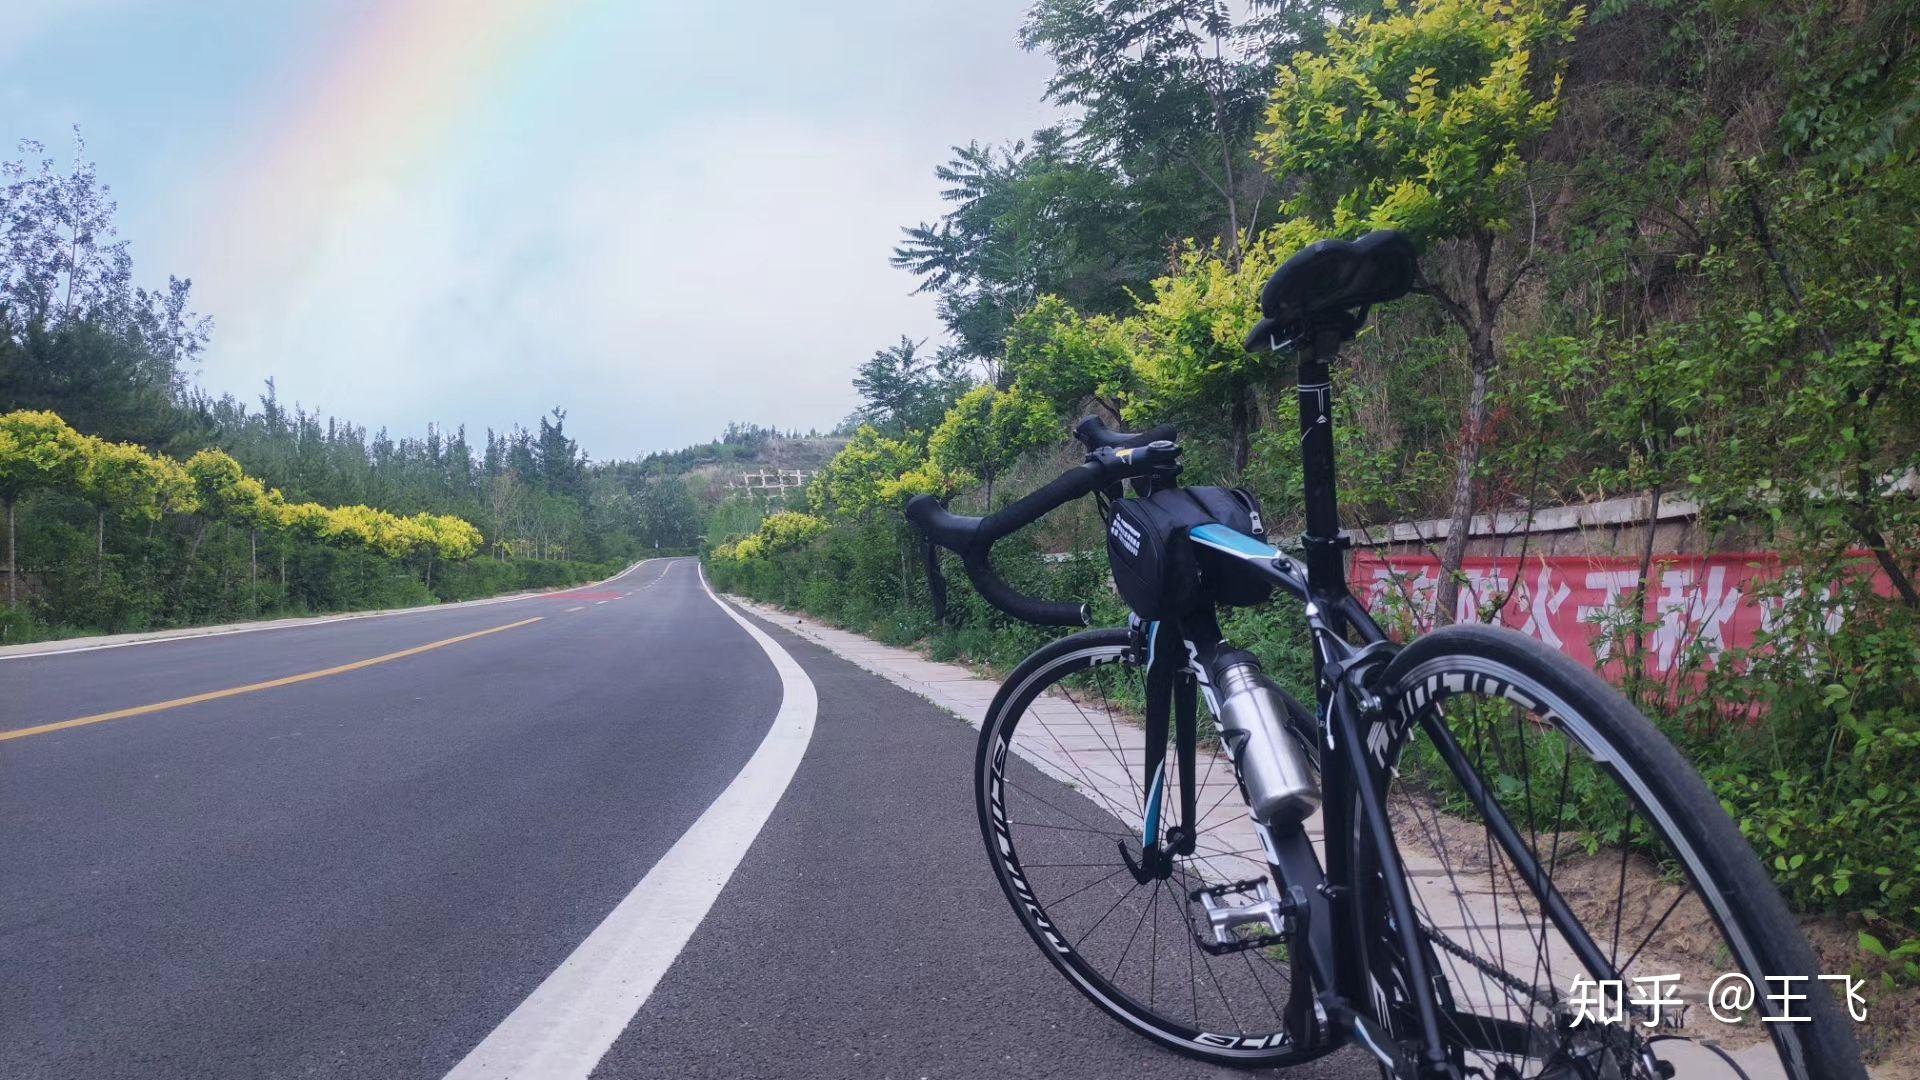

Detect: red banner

[1349,550,1889,673]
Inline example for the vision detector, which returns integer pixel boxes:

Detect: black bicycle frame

[1132,325,1462,1077]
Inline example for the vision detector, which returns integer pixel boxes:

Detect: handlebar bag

[1106,487,1272,619]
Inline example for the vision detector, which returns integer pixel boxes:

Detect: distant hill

[618,422,849,505]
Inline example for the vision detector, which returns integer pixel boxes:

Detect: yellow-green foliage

[419,513,483,560]
[1258,0,1583,239]
[881,459,971,504]
[807,426,927,519]
[1003,296,1136,417]
[0,410,87,503]
[148,455,197,516]
[926,385,1059,495]
[77,438,170,520]
[0,409,484,562]
[994,222,1334,440]
[712,510,830,564]
[186,449,274,528]
[755,511,829,554]
[1124,224,1317,421]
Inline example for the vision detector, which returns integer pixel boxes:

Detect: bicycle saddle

[1244,230,1417,351]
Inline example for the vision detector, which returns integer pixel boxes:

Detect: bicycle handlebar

[1072,415,1178,452]
[904,418,1181,627]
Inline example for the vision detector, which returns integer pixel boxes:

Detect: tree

[892,133,1156,362]
[1019,0,1352,268]
[0,410,84,606]
[410,512,482,587]
[73,436,160,572]
[536,408,586,494]
[848,336,970,434]
[927,385,1059,506]
[633,475,700,550]
[808,425,927,519]
[187,447,281,607]
[755,511,829,554]
[1257,0,1583,622]
[1003,295,1137,421]
[2,134,208,453]
[1124,223,1314,472]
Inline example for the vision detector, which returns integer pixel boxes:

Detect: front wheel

[974,628,1323,1068]
[1358,624,1865,1080]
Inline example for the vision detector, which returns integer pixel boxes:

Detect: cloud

[179,1,1061,460]
[515,118,960,454]
[195,115,963,458]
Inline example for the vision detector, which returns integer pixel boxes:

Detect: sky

[1,0,1062,459]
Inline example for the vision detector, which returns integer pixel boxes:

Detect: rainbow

[207,0,575,281]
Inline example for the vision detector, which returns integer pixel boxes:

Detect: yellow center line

[0,617,544,744]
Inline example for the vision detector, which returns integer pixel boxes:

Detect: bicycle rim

[1356,628,1860,1080]
[975,629,1321,1067]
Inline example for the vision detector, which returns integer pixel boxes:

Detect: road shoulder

[0,559,658,660]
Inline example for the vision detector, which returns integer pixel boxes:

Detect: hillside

[624,423,849,507]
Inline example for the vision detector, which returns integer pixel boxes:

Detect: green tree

[848,336,970,434]
[927,385,1059,505]
[633,474,700,551]
[0,409,85,607]
[1124,223,1315,471]
[808,425,927,519]
[1257,0,1584,621]
[73,436,160,569]
[892,132,1159,364]
[1019,0,1334,267]
[1003,295,1136,421]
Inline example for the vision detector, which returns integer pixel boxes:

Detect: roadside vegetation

[705,0,1920,1017]
[0,136,810,643]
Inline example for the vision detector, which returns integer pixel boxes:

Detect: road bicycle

[906,231,1865,1079]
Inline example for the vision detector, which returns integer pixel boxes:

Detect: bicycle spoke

[1073,879,1145,949]
[1619,886,1690,975]
[988,641,1300,1053]
[1004,775,1128,838]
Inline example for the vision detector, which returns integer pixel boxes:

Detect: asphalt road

[1,557,1366,1080]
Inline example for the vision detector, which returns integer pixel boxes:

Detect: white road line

[442,561,816,1080]
[594,600,610,605]
[565,606,585,613]
[0,558,672,661]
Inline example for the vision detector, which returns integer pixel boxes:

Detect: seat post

[1296,325,1349,605]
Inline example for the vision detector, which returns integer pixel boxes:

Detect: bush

[1679,576,1920,942]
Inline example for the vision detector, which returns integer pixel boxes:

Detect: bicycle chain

[1418,921,1558,1011]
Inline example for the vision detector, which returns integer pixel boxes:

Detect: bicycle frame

[1128,325,1461,1077]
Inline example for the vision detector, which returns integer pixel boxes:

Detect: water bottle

[1213,658,1320,827]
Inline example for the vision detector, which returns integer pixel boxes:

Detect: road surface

[1,557,1365,1079]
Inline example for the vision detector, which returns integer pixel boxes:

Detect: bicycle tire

[975,627,1325,1068]
[1355,624,1866,1080]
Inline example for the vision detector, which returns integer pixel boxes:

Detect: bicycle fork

[1127,618,1338,1048]
[1137,615,1467,1078]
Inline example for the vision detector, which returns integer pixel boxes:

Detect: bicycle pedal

[1188,878,1293,955]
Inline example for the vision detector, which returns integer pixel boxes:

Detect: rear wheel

[975,628,1323,1068]
[1359,624,1865,1080]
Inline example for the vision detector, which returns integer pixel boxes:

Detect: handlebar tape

[903,463,1105,628]
[1072,415,1178,451]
